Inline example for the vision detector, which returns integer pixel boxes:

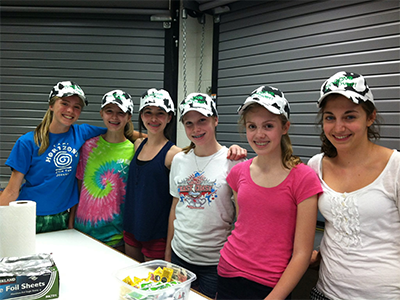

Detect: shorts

[172,250,218,299]
[217,275,281,300]
[310,287,331,300]
[123,231,166,259]
[36,210,69,233]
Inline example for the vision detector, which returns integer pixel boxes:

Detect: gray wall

[215,0,400,161]
[211,2,399,290]
[0,12,167,183]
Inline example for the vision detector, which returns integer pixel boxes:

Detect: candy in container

[115,260,196,300]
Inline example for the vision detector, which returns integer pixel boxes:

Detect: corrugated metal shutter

[215,0,400,160]
[0,12,166,182]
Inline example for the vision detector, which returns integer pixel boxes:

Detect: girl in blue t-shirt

[0,81,106,233]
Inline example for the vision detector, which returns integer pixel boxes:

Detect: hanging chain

[182,9,205,96]
[198,21,205,93]
[182,9,188,99]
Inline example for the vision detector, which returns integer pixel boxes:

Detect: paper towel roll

[0,200,36,258]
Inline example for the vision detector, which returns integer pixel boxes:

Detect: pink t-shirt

[219,159,322,287]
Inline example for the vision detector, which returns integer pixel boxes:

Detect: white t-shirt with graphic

[170,146,243,265]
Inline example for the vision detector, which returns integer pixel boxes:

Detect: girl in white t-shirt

[167,93,246,298]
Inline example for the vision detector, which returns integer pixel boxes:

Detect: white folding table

[36,229,208,300]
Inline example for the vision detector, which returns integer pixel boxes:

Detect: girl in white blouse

[308,71,400,300]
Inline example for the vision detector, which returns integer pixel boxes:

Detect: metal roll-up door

[0,11,168,182]
[215,0,400,160]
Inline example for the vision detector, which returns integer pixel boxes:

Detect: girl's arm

[165,146,182,170]
[133,131,147,140]
[232,190,239,219]
[165,197,179,262]
[0,170,25,205]
[134,138,145,150]
[68,178,82,229]
[68,204,78,229]
[309,249,322,269]
[227,145,247,161]
[265,195,318,300]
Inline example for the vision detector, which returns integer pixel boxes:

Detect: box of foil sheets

[0,253,59,299]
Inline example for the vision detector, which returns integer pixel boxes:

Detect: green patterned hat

[140,88,175,114]
[318,71,374,107]
[179,93,218,121]
[49,81,87,106]
[101,90,133,114]
[238,85,290,119]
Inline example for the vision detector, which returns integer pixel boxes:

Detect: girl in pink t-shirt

[217,86,322,300]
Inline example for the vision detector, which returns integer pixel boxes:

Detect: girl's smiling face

[140,106,171,134]
[50,95,83,131]
[100,103,130,133]
[244,106,289,156]
[322,95,375,151]
[182,111,218,148]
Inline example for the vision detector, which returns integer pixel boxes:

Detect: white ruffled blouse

[308,151,400,300]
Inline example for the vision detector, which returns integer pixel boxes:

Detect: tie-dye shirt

[75,135,134,247]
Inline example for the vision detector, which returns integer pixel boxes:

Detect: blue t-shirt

[6,124,106,215]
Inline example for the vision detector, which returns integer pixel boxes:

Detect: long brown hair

[317,94,381,158]
[239,103,302,169]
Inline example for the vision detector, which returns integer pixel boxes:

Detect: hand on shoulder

[227,144,247,161]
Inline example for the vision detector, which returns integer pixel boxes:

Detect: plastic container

[115,260,197,300]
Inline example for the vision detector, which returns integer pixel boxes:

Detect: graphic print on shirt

[177,171,219,209]
[76,137,131,225]
[45,142,79,177]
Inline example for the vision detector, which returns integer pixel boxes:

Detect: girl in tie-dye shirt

[73,90,138,251]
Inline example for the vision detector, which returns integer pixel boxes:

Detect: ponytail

[34,97,57,155]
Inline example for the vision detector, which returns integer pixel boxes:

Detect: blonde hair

[123,119,135,143]
[182,142,196,154]
[34,97,57,155]
[101,104,136,143]
[239,103,302,169]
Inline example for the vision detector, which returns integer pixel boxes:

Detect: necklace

[194,150,219,173]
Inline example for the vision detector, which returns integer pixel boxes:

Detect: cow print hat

[238,85,290,119]
[317,71,375,107]
[140,88,175,115]
[49,81,87,106]
[179,93,218,122]
[101,90,133,114]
